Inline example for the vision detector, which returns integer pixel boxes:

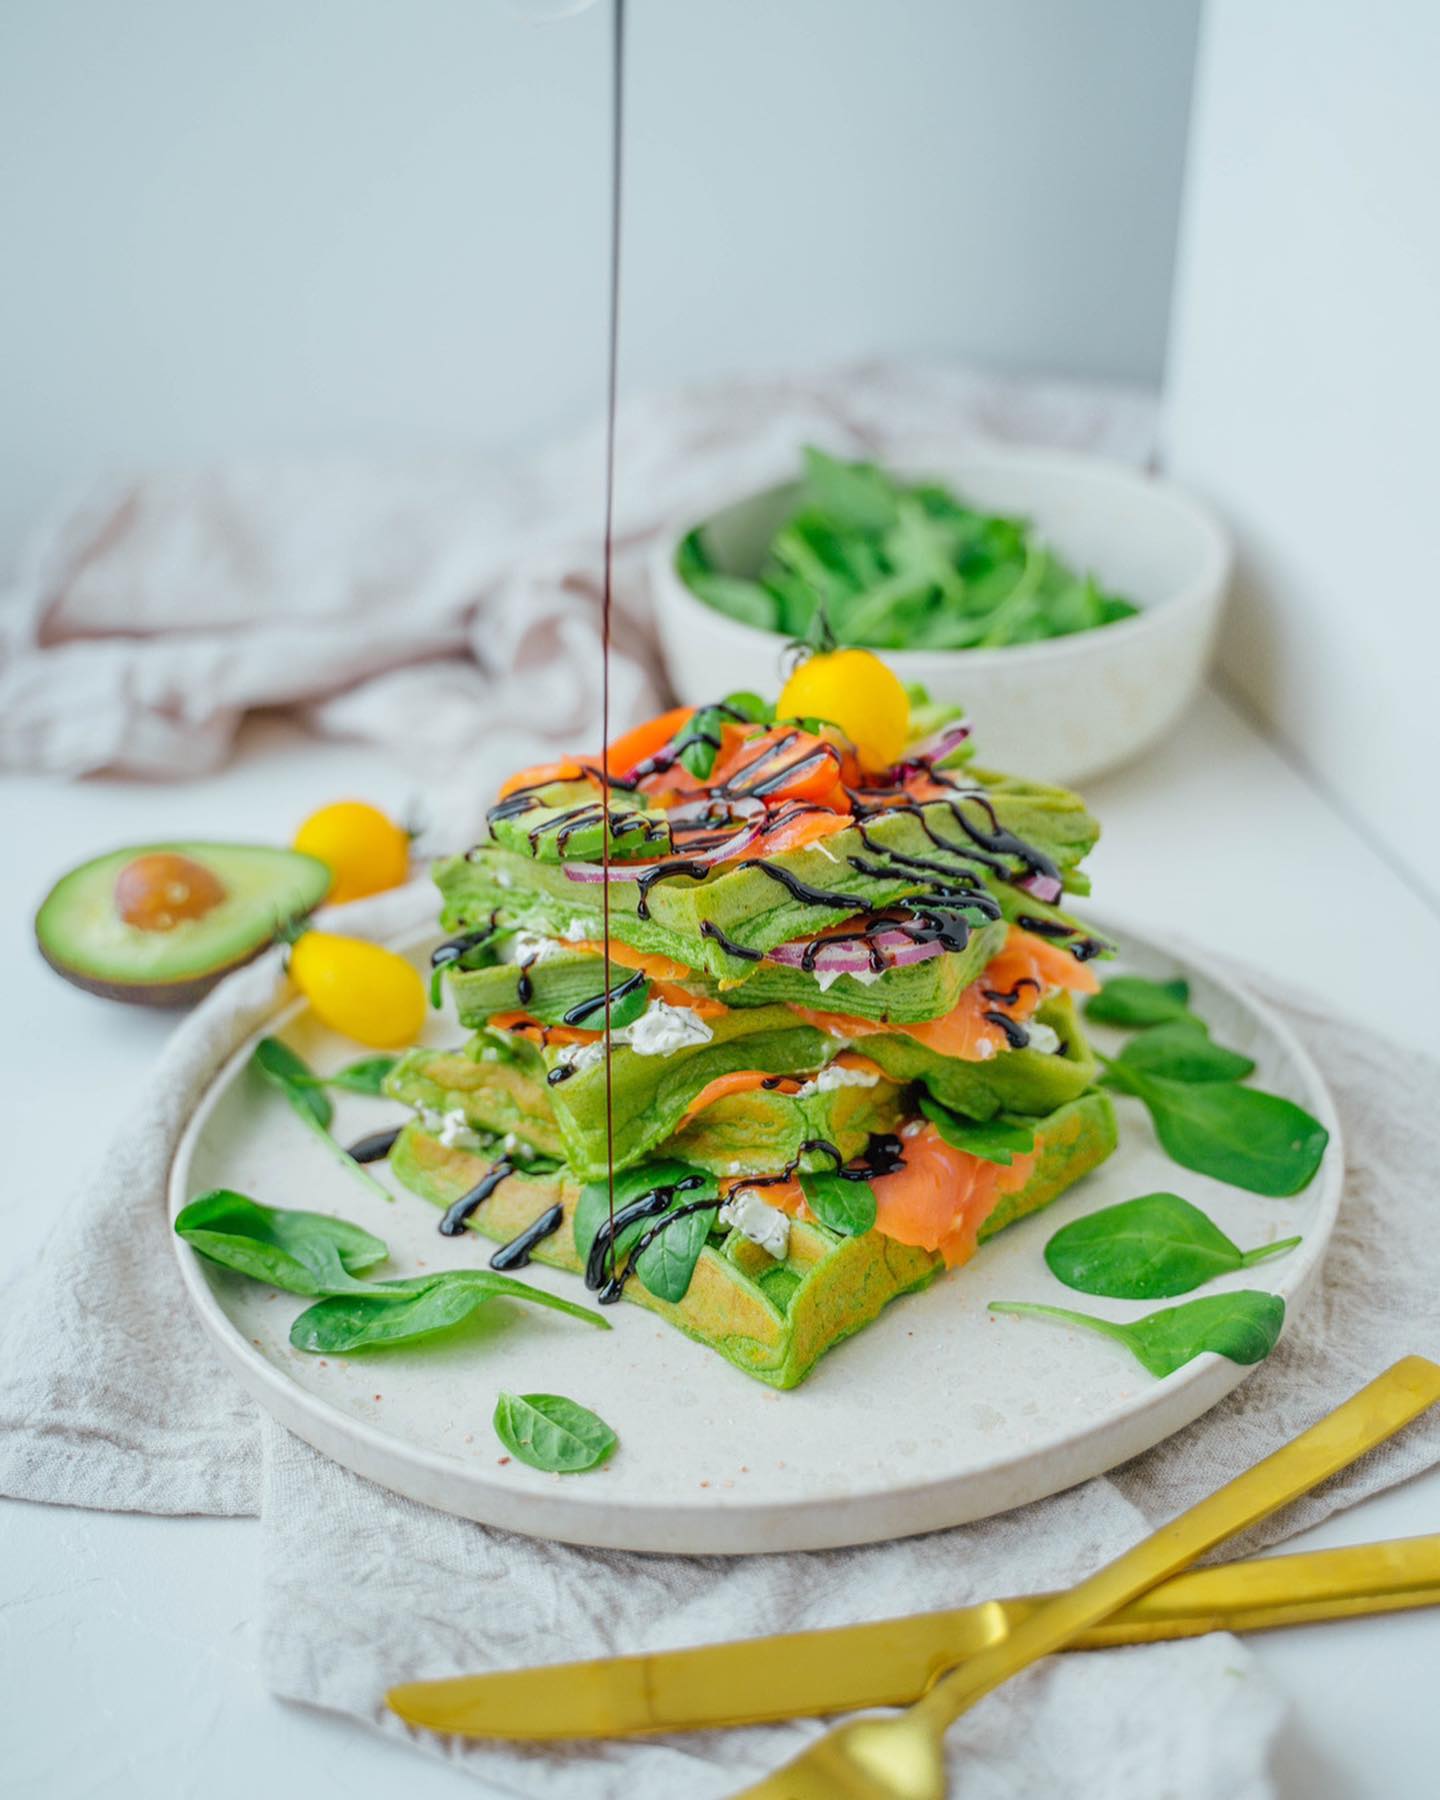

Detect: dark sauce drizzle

[982,1010,1032,1051]
[699,918,764,962]
[488,1203,565,1271]
[583,1172,708,1299]
[438,1157,514,1237]
[982,977,1041,1005]
[562,966,647,1027]
[346,1126,401,1164]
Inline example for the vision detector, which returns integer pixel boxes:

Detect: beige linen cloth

[2,882,1439,1800]
[0,359,1157,845]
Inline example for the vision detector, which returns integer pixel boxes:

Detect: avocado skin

[34,841,332,1008]
[389,1089,1117,1389]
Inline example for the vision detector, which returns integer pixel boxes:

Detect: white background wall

[1166,0,1440,906]
[0,0,1200,576]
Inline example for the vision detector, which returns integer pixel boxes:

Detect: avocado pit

[114,852,228,932]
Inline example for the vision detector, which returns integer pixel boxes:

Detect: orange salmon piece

[790,925,1098,1061]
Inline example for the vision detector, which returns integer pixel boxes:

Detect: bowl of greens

[653,445,1231,784]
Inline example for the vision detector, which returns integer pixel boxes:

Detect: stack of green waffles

[384,680,1119,1387]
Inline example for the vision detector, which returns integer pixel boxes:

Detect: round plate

[169,914,1341,1554]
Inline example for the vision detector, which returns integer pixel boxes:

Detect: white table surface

[2,684,1438,1798]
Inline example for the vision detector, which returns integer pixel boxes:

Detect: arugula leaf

[918,1096,1036,1166]
[253,1035,331,1129]
[289,1270,608,1352]
[799,1170,876,1236]
[1101,1061,1329,1196]
[1085,975,1195,1029]
[175,1189,390,1297]
[1043,1193,1301,1299]
[493,1391,617,1473]
[990,1289,1286,1378]
[1114,1021,1255,1084]
[250,1038,394,1203]
[326,1055,398,1096]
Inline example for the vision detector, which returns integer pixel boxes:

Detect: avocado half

[35,841,332,1007]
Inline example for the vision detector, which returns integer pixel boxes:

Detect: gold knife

[388,1532,1440,1739]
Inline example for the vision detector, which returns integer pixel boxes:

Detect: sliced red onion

[561,817,763,883]
[1016,870,1064,905]
[666,794,766,827]
[891,722,971,774]
[767,929,943,975]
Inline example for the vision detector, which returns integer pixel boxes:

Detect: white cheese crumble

[812,965,883,993]
[1024,1020,1062,1056]
[562,918,588,943]
[796,1062,881,1096]
[718,1187,790,1260]
[623,1001,714,1056]
[498,928,562,967]
[500,1131,537,1160]
[553,1040,606,1078]
[418,1106,483,1150]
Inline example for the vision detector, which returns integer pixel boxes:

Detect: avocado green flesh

[385,1026,904,1180]
[388,1089,1117,1389]
[34,842,331,995]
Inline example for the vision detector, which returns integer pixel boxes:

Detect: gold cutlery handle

[916,1355,1440,1729]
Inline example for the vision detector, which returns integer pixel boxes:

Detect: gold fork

[735,1356,1440,1800]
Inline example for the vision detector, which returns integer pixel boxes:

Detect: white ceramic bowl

[650,445,1232,786]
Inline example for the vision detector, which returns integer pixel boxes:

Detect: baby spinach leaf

[799,1170,876,1237]
[1101,1062,1329,1196]
[674,530,777,631]
[253,1035,331,1128]
[326,1055,398,1096]
[289,1270,608,1352]
[1085,975,1195,1029]
[990,1289,1286,1378]
[175,1189,389,1296]
[918,1096,1036,1166]
[250,1038,394,1203]
[572,1160,713,1267]
[633,1199,719,1304]
[1114,1021,1255,1084]
[493,1391,617,1473]
[1043,1192,1301,1299]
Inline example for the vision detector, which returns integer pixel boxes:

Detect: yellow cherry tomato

[289,930,427,1047]
[776,648,910,771]
[293,800,410,905]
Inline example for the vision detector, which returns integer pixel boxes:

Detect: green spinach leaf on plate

[1044,1193,1300,1299]
[492,1391,617,1474]
[990,1289,1286,1378]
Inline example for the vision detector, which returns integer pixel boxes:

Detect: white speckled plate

[169,913,1341,1553]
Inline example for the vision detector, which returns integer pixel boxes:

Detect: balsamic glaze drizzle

[699,918,765,961]
[438,1158,515,1236]
[345,1126,401,1164]
[594,1197,721,1303]
[582,1173,708,1294]
[634,857,715,919]
[488,1203,565,1271]
[982,1009,1032,1050]
[981,977,1041,1006]
[562,966,647,1027]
